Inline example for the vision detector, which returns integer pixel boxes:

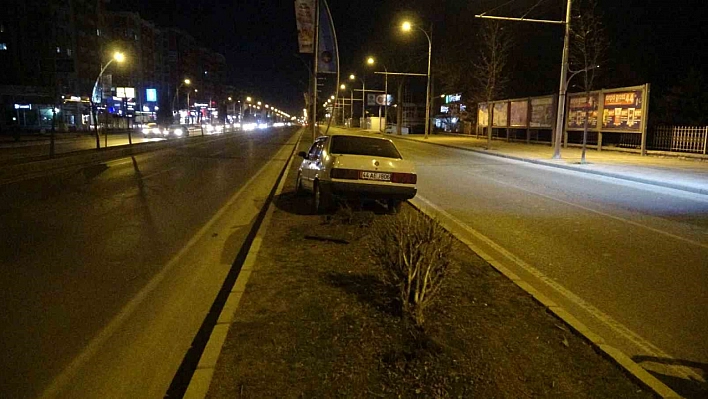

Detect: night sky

[108,0,707,116]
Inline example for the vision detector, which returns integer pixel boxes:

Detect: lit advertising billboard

[146,88,157,102]
[567,93,599,130]
[492,102,508,127]
[602,90,643,131]
[509,100,528,127]
[529,96,554,127]
[478,103,489,127]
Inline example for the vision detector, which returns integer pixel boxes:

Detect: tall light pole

[91,51,125,149]
[171,78,191,119]
[552,0,573,159]
[340,84,347,125]
[367,56,388,133]
[402,21,432,139]
[349,74,365,128]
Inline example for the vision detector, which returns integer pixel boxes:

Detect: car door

[301,137,326,191]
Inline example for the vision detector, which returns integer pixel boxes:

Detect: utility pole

[476,0,570,158]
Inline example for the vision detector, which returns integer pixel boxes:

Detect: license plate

[360,171,391,181]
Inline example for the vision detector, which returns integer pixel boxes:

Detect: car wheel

[388,199,402,214]
[313,181,331,214]
[295,172,305,196]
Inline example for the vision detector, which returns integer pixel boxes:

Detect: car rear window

[329,136,401,158]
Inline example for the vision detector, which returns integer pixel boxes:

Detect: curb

[407,197,681,399]
[369,131,708,196]
[181,130,304,399]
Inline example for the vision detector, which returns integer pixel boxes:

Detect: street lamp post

[367,57,388,133]
[171,79,191,121]
[402,21,432,139]
[349,74,365,128]
[91,51,125,149]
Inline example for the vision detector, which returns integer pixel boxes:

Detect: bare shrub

[369,212,454,326]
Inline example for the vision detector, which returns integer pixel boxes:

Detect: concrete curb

[407,198,681,399]
[376,132,708,196]
[181,130,304,399]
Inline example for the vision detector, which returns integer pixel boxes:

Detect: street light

[367,56,388,133]
[350,74,365,128]
[91,51,125,148]
[172,78,191,119]
[402,21,432,139]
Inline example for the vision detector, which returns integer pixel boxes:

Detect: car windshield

[329,136,402,159]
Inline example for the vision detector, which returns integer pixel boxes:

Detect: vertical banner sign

[317,0,337,74]
[567,93,599,129]
[294,0,316,53]
[602,90,643,131]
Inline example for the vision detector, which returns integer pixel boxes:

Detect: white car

[296,133,417,213]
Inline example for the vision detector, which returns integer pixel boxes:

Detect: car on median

[296,133,417,214]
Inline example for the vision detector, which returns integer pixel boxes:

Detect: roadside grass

[206,160,655,398]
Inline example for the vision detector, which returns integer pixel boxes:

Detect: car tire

[388,199,402,214]
[295,172,305,196]
[313,181,331,214]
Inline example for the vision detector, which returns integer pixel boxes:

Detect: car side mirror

[298,151,308,159]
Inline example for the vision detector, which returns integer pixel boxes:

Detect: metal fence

[650,126,708,154]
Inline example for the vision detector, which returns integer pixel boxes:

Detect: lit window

[0,43,7,51]
[96,29,101,36]
[0,24,5,33]
[67,48,72,57]
[56,46,61,53]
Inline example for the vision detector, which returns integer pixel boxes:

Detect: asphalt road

[0,126,300,399]
[385,135,708,396]
[0,128,206,163]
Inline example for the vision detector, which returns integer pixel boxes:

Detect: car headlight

[206,124,214,132]
[152,128,161,134]
[174,128,183,136]
[142,128,149,134]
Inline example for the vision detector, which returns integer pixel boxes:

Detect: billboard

[367,93,392,106]
[602,90,643,131]
[509,100,528,127]
[478,103,489,127]
[492,102,508,127]
[567,93,599,130]
[146,88,157,102]
[530,96,554,128]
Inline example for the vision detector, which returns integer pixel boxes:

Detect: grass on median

[206,167,655,398]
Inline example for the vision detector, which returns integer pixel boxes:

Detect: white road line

[412,194,705,385]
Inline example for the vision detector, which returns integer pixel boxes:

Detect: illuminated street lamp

[350,74,365,127]
[367,56,388,132]
[402,21,432,139]
[172,78,191,118]
[91,51,125,148]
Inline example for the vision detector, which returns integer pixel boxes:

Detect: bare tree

[472,21,512,147]
[570,0,608,163]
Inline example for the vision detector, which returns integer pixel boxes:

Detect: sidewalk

[366,129,708,196]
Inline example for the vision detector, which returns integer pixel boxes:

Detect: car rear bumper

[322,181,417,201]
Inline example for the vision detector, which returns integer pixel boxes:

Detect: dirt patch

[206,153,655,398]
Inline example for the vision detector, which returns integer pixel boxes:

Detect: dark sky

[109,0,707,116]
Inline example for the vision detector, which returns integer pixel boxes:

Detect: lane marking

[412,194,705,384]
[39,131,300,399]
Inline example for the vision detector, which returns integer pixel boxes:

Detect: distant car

[296,133,417,214]
[141,122,163,138]
[203,123,224,134]
[166,124,188,138]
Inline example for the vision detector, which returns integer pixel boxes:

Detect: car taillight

[330,168,359,180]
[391,172,417,184]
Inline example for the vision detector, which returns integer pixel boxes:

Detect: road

[0,126,300,399]
[0,128,207,163]
[385,135,708,397]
